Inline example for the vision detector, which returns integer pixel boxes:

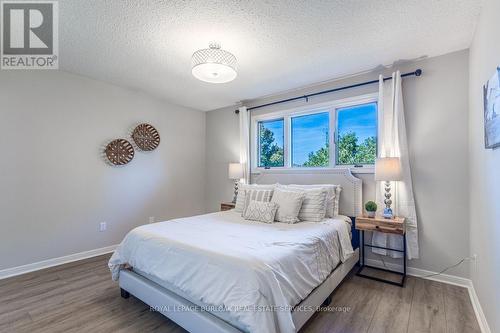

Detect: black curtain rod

[235,69,422,113]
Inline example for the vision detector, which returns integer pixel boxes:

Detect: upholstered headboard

[252,168,363,217]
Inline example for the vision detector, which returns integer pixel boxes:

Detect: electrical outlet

[99,222,107,232]
[149,216,155,224]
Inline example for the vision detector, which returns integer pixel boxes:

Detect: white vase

[367,211,376,218]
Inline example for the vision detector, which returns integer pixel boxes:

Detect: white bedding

[109,211,354,333]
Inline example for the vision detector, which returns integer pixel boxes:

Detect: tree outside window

[258,119,284,167]
[336,103,377,165]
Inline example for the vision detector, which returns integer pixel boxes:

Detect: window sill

[251,166,374,175]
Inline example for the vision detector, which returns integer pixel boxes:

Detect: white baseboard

[467,282,492,333]
[365,259,490,333]
[0,244,118,280]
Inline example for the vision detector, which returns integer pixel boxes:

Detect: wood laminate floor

[0,254,481,333]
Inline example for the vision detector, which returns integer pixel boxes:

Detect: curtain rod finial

[415,69,422,76]
[234,109,240,114]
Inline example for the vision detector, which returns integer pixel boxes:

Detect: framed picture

[483,66,500,149]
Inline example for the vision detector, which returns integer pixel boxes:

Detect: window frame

[252,93,378,173]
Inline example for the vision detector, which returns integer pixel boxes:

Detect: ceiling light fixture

[191,42,237,83]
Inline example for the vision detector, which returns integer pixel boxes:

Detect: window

[258,119,284,167]
[253,94,377,170]
[336,102,377,165]
[291,112,329,167]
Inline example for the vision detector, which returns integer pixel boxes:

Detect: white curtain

[238,106,250,184]
[372,71,419,259]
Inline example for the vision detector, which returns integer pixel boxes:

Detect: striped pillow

[288,184,341,217]
[300,188,328,222]
[333,185,342,216]
[242,189,273,216]
[288,184,336,218]
[234,183,275,213]
[283,187,327,222]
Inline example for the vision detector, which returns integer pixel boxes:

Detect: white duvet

[109,211,354,333]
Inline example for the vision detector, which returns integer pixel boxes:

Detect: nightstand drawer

[355,222,404,235]
[355,216,405,235]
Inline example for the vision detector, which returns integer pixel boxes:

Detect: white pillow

[287,184,336,218]
[280,186,327,222]
[242,189,273,216]
[333,185,342,216]
[271,188,305,224]
[234,183,275,213]
[243,200,278,223]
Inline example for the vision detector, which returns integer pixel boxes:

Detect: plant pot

[366,211,376,218]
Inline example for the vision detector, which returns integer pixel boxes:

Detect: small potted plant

[365,201,377,218]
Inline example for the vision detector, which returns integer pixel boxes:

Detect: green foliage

[302,144,329,167]
[365,201,377,212]
[337,132,358,165]
[259,126,284,167]
[337,132,376,165]
[357,136,377,164]
[259,127,376,168]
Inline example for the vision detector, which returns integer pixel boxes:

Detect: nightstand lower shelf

[356,230,406,287]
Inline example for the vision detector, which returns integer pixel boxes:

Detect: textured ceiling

[59,0,481,111]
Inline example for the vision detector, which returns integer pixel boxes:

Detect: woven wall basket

[132,123,160,151]
[105,139,135,165]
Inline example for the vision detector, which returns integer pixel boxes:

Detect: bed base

[119,248,359,333]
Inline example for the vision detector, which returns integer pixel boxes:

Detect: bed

[109,168,362,333]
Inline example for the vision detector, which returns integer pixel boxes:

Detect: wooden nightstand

[355,215,406,287]
[220,202,235,211]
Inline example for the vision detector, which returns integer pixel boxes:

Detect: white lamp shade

[375,157,402,181]
[228,163,244,180]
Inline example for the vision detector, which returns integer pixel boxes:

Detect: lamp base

[232,180,239,204]
[383,207,393,219]
[383,181,394,219]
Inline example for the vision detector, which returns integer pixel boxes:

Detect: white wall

[468,0,500,330]
[205,105,241,209]
[0,70,206,271]
[205,50,471,277]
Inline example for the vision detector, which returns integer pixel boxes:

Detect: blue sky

[260,102,377,165]
[337,103,377,142]
[262,119,284,146]
[292,112,329,165]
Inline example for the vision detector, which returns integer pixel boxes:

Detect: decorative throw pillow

[242,189,274,216]
[333,185,342,216]
[243,200,278,223]
[234,183,275,213]
[271,188,305,224]
[287,184,336,218]
[280,187,327,222]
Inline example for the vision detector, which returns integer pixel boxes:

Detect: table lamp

[375,157,402,218]
[228,163,244,203]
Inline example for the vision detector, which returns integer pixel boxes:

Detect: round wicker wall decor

[132,123,160,151]
[105,139,135,165]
